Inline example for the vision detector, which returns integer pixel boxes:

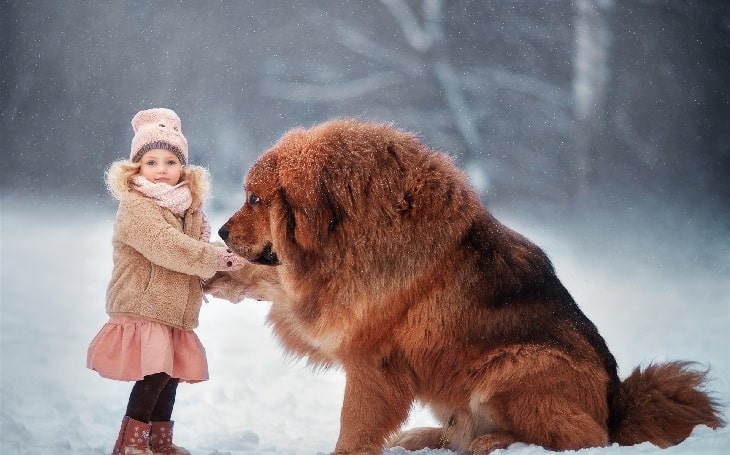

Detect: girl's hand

[215,247,247,271]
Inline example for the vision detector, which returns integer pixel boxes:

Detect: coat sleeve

[114,196,219,279]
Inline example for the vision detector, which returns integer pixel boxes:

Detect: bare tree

[262,0,534,196]
[572,0,614,197]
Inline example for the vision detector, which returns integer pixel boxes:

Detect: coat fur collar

[106,160,211,211]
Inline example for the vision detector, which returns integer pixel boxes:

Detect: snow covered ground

[1,195,728,454]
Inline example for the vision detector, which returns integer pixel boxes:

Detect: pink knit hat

[130,108,188,165]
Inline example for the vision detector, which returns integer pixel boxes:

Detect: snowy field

[1,194,728,454]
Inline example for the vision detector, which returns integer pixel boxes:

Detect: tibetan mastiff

[210,119,722,454]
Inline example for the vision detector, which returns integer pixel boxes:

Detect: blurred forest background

[2,0,729,223]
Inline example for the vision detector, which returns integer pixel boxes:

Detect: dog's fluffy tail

[610,361,724,447]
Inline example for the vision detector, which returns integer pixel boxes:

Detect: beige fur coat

[105,163,219,330]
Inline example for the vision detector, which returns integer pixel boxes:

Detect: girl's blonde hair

[105,159,211,203]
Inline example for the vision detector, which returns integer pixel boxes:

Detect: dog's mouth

[253,243,279,266]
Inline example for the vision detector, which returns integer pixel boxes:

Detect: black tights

[125,372,180,423]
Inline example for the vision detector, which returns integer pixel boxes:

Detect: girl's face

[138,149,183,185]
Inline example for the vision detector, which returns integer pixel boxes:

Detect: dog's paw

[386,427,444,450]
[468,431,517,454]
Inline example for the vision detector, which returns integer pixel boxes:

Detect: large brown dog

[212,119,723,454]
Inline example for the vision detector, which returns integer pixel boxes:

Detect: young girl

[87,108,246,455]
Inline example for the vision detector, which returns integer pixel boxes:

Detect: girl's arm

[115,196,222,279]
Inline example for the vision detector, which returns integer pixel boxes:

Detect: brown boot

[111,416,152,455]
[149,421,191,455]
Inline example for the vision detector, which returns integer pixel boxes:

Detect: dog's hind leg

[468,349,611,452]
[479,382,609,452]
[467,392,607,453]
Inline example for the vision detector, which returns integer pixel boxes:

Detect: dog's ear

[275,133,337,252]
[279,169,336,252]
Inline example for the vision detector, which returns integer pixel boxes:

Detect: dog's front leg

[333,360,414,455]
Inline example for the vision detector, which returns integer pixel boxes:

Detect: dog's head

[219,125,338,267]
[218,149,280,265]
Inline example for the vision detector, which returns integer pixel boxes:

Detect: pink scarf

[132,175,192,217]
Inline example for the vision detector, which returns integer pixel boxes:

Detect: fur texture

[105,161,219,329]
[217,119,723,454]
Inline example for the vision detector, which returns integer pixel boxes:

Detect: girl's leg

[112,373,171,454]
[150,377,179,422]
[126,372,172,423]
[148,378,191,454]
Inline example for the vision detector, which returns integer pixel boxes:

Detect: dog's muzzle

[254,243,279,266]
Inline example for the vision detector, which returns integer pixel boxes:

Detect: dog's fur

[215,119,723,454]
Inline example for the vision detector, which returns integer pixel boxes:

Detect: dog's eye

[248,193,261,206]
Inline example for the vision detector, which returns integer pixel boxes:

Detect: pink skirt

[87,315,209,383]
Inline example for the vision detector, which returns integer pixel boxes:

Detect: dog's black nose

[218,226,229,241]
